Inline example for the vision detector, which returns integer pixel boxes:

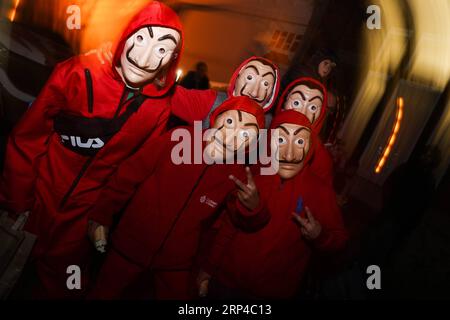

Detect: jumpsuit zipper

[59,85,127,209]
[84,69,94,113]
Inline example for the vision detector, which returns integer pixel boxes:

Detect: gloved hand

[196,269,212,298]
[87,220,109,253]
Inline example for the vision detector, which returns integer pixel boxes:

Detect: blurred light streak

[340,0,450,167]
[79,0,150,52]
[405,0,450,184]
[9,0,20,22]
[339,0,407,159]
[5,0,150,53]
[375,97,404,174]
[176,69,183,82]
[406,0,450,90]
[430,88,450,185]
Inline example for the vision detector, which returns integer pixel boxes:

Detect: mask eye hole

[293,100,301,108]
[309,105,318,112]
[155,46,169,58]
[278,136,287,145]
[136,35,144,43]
[247,75,253,81]
[239,130,250,140]
[296,138,305,146]
[263,80,269,87]
[225,117,234,125]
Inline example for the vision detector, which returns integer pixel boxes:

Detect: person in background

[303,49,340,143]
[180,61,211,90]
[281,48,339,142]
[282,48,338,89]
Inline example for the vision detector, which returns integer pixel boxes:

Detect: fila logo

[61,135,105,149]
[199,195,218,208]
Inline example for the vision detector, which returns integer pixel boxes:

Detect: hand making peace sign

[292,206,322,240]
[229,167,260,211]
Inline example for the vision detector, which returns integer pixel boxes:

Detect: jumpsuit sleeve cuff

[235,199,265,217]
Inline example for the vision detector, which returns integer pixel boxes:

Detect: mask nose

[224,128,236,143]
[248,82,260,99]
[134,45,154,69]
[298,104,307,116]
[224,129,241,150]
[284,143,296,162]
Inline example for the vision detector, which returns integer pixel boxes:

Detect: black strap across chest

[53,94,146,156]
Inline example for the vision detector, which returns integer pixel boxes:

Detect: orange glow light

[9,0,20,22]
[374,97,404,174]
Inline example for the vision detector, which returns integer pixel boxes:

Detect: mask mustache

[239,83,267,103]
[212,127,244,152]
[279,152,304,165]
[126,44,164,73]
[214,136,240,152]
[279,159,303,165]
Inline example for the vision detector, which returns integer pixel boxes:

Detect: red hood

[274,77,328,134]
[112,1,183,97]
[210,96,265,129]
[270,110,316,172]
[227,56,280,113]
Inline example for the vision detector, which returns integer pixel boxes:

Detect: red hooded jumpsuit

[203,111,348,299]
[87,96,268,299]
[274,77,334,185]
[0,2,218,298]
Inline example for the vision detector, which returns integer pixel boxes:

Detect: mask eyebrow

[293,127,310,136]
[243,65,259,75]
[290,90,306,101]
[308,95,323,102]
[243,123,259,130]
[262,71,275,79]
[158,34,178,45]
[277,125,290,135]
[147,26,153,38]
[238,110,242,122]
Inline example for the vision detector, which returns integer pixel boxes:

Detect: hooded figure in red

[198,56,280,130]
[0,2,221,299]
[86,96,268,299]
[274,77,334,184]
[227,57,280,113]
[200,110,348,299]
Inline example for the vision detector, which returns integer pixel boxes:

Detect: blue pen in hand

[295,196,303,216]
